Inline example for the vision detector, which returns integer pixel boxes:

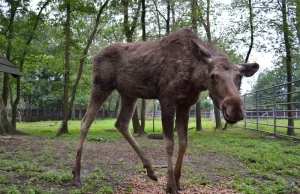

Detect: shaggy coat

[72,29,259,194]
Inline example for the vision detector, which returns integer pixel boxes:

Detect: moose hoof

[148,174,158,182]
[177,186,184,191]
[72,177,82,187]
[166,186,179,194]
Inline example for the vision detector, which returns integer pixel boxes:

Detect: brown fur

[72,29,259,194]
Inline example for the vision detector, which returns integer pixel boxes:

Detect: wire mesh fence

[235,79,300,139]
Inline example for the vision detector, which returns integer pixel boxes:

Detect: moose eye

[210,73,217,83]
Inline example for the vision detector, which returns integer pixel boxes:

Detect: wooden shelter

[0,56,22,77]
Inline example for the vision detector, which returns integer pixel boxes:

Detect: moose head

[191,39,259,124]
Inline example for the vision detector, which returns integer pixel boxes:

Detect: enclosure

[1,0,300,193]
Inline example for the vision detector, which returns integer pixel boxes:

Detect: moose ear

[190,39,212,64]
[236,63,259,77]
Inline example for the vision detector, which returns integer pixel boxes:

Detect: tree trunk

[281,0,294,136]
[2,74,9,107]
[223,0,254,131]
[205,0,212,42]
[214,107,222,129]
[79,105,83,119]
[26,94,31,122]
[122,0,141,42]
[191,0,198,33]
[0,1,23,135]
[0,98,25,135]
[2,1,19,107]
[171,0,175,28]
[114,94,120,117]
[102,105,105,119]
[11,75,20,127]
[72,104,75,120]
[191,0,202,131]
[132,108,140,134]
[205,0,221,129]
[122,0,142,133]
[196,101,202,131]
[57,2,71,136]
[153,100,156,132]
[166,0,170,34]
[296,0,300,44]
[138,0,147,137]
[139,99,146,137]
[56,0,109,136]
[153,0,161,37]
[108,94,112,117]
[244,0,254,63]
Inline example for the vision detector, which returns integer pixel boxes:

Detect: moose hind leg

[115,95,157,181]
[72,89,111,186]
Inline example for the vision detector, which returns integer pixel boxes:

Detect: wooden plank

[148,134,164,139]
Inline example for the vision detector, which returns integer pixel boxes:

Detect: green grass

[2,118,298,193]
[16,118,216,140]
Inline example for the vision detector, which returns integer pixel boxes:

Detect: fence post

[244,95,246,129]
[210,109,214,119]
[273,86,277,135]
[256,91,258,131]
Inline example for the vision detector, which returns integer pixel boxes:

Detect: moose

[72,29,259,194]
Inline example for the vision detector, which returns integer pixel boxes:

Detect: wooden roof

[0,56,22,77]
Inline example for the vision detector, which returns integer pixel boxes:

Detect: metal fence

[146,110,213,119]
[235,79,300,139]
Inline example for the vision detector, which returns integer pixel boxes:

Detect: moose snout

[221,97,245,124]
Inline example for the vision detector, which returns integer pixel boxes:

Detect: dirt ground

[0,135,241,193]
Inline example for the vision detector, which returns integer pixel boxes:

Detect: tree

[57,1,71,136]
[56,0,109,136]
[11,0,50,128]
[121,0,142,133]
[2,0,22,107]
[139,0,147,137]
[0,58,23,135]
[0,0,28,135]
[191,0,202,131]
[281,0,294,135]
[154,0,171,35]
[223,0,255,130]
[198,0,222,129]
[0,98,22,135]
[295,0,300,44]
[114,94,120,117]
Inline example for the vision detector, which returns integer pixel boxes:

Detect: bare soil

[0,135,241,193]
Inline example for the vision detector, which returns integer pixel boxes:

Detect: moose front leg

[161,102,177,194]
[174,105,190,190]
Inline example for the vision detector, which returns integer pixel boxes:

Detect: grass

[0,118,299,193]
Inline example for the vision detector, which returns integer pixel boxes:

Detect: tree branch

[153,0,167,22]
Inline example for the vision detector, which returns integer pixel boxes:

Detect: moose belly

[116,76,159,99]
